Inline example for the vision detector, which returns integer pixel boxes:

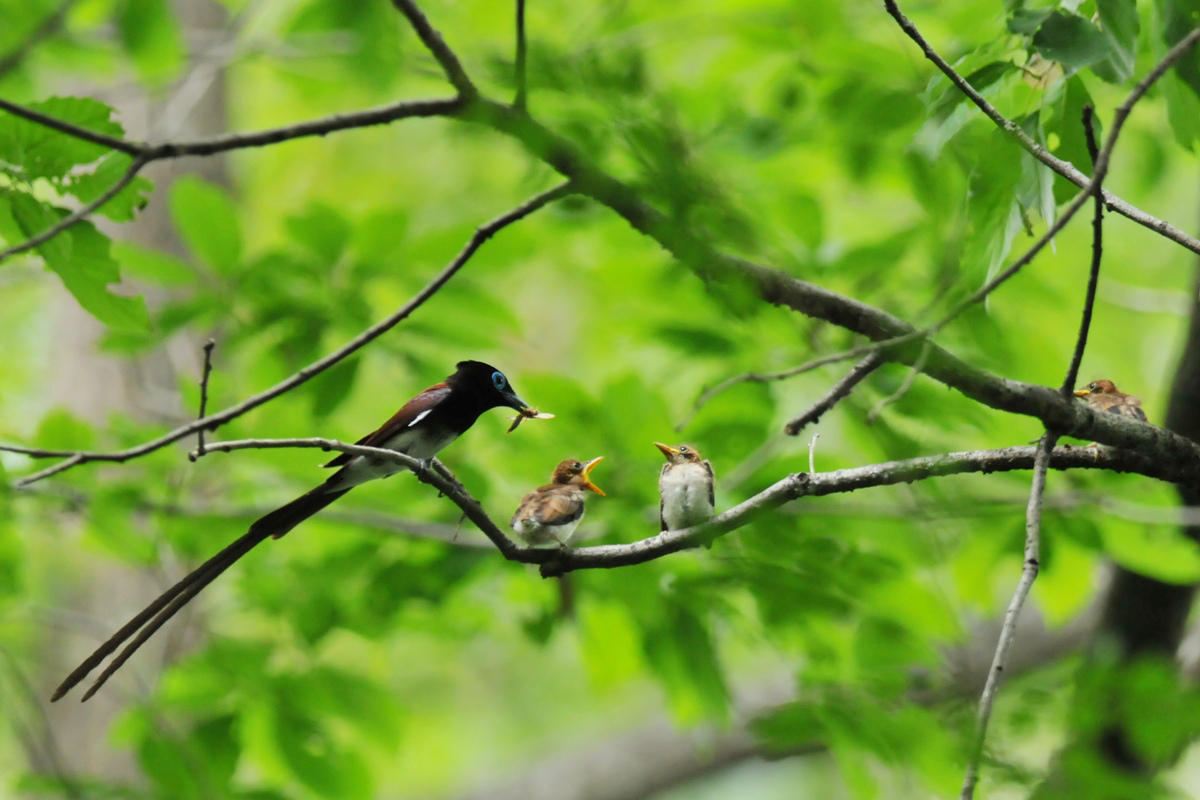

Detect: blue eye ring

[491,371,507,391]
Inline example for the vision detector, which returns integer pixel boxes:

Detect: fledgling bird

[511,457,605,548]
[54,360,532,703]
[1074,379,1147,421]
[654,443,715,532]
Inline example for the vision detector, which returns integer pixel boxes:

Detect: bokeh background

[1,0,1200,797]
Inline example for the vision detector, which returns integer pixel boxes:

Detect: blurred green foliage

[1,0,1200,797]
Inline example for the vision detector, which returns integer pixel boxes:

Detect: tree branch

[1,181,574,485]
[514,0,529,111]
[883,0,1200,256]
[960,433,1055,800]
[783,352,883,435]
[390,0,477,98]
[0,154,148,265]
[1060,106,1104,397]
[188,438,1197,576]
[195,340,216,456]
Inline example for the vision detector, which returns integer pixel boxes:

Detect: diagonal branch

[959,432,1055,799]
[390,0,477,98]
[0,154,148,264]
[783,352,884,435]
[883,0,1200,257]
[1,181,575,485]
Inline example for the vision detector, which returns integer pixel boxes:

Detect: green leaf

[309,356,361,418]
[9,193,151,332]
[1032,12,1113,71]
[169,175,242,275]
[66,153,153,222]
[751,701,825,752]
[642,603,729,723]
[34,408,94,451]
[118,0,185,85]
[1096,0,1139,81]
[286,203,351,264]
[1008,8,1053,34]
[0,96,124,180]
[1156,0,1200,99]
[959,130,1024,296]
[113,240,199,287]
[1045,76,1098,203]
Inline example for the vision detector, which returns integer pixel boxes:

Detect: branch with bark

[185,437,1193,576]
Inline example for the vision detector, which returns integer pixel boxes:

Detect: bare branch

[678,347,879,432]
[0,154,148,266]
[144,97,463,158]
[390,0,478,98]
[514,0,529,111]
[866,339,929,424]
[540,443,1186,575]
[960,433,1056,799]
[783,352,883,435]
[883,0,1200,256]
[2,181,575,485]
[1060,106,1105,396]
[195,340,216,456]
[188,438,521,555]
[173,438,1188,577]
[0,97,139,154]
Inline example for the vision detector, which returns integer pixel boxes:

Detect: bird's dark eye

[1089,382,1098,391]
[679,446,689,454]
[572,462,582,470]
[491,371,507,391]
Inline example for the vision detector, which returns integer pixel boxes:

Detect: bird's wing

[1097,394,1148,422]
[511,489,541,527]
[704,460,715,508]
[660,496,667,532]
[522,488,585,527]
[324,382,451,467]
[1121,397,1148,421]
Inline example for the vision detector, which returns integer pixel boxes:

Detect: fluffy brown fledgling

[511,457,605,547]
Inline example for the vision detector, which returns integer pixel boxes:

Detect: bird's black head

[450,360,529,413]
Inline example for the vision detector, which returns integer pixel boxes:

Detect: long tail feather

[53,485,349,702]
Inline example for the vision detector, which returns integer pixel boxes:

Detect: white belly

[330,427,459,490]
[513,515,582,547]
[660,463,714,530]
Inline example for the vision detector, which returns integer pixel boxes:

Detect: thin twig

[0,155,148,266]
[514,0,529,111]
[784,352,884,435]
[866,339,930,424]
[679,347,881,431]
[807,433,819,474]
[390,0,478,98]
[1060,106,1105,397]
[959,432,1055,800]
[196,340,216,456]
[883,0,1200,257]
[3,181,575,485]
